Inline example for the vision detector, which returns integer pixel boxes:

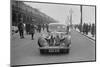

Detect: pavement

[75,28,95,40]
[11,29,96,66]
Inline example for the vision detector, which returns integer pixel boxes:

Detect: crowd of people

[17,21,49,40]
[74,23,96,37]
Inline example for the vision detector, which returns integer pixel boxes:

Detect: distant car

[38,23,71,54]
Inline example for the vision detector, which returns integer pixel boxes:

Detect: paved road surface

[11,29,95,66]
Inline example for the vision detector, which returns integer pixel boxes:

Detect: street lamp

[69,8,73,28]
[80,5,83,32]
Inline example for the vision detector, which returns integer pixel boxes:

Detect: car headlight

[60,43,65,46]
[41,33,48,38]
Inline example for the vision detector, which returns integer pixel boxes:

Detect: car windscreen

[49,24,67,32]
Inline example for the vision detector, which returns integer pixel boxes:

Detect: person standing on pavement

[25,23,31,34]
[30,24,35,40]
[91,23,95,37]
[38,24,41,33]
[18,21,24,39]
[85,24,89,35]
[46,24,49,32]
[83,23,86,34]
[35,24,38,32]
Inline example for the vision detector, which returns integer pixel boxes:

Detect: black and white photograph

[11,0,96,66]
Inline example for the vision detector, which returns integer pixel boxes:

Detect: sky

[24,2,95,24]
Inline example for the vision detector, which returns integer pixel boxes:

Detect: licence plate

[49,49,59,52]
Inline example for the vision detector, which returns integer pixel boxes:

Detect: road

[11,29,95,66]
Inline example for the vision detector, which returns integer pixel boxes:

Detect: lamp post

[69,8,73,28]
[80,5,83,32]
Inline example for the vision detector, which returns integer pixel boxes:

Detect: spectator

[85,24,89,35]
[46,24,49,32]
[88,23,91,32]
[25,24,28,34]
[37,24,41,33]
[25,23,31,34]
[83,23,86,34]
[91,23,95,37]
[30,24,35,40]
[18,21,24,39]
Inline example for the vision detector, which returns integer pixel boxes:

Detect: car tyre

[40,49,44,54]
[38,40,42,47]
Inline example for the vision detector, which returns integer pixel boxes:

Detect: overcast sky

[24,2,95,24]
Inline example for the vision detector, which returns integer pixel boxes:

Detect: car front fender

[38,37,47,47]
[64,36,71,45]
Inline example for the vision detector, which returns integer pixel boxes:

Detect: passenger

[55,35,60,46]
[49,35,54,46]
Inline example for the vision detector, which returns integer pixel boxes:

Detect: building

[11,0,56,26]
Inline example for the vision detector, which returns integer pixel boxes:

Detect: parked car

[38,23,71,54]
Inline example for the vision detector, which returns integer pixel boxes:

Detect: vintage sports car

[38,23,71,54]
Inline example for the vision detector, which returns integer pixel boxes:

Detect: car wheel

[38,40,42,47]
[40,50,44,54]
